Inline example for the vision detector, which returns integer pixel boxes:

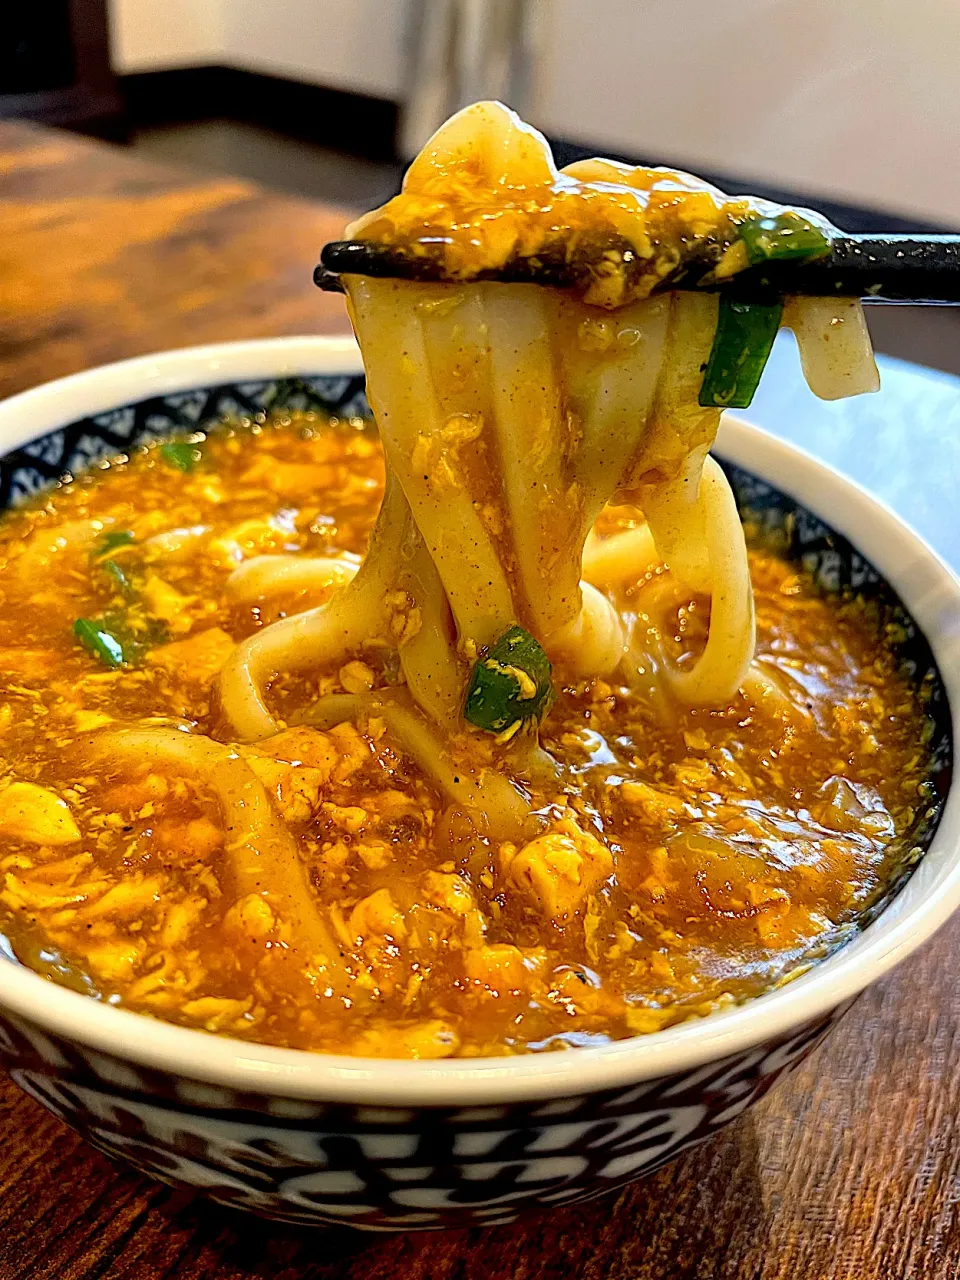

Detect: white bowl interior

[0,336,957,1105]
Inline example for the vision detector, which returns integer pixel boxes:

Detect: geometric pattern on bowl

[0,373,947,1229]
[0,1003,847,1230]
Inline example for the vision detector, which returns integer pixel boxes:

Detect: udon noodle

[218,101,878,831]
[0,103,933,1059]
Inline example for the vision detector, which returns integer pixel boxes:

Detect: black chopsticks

[315,234,960,304]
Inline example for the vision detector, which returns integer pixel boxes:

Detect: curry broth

[0,415,935,1056]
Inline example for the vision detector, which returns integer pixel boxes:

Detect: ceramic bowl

[0,336,956,1232]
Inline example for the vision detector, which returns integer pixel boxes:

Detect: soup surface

[0,415,935,1057]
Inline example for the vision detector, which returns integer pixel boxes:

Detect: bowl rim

[0,334,957,1106]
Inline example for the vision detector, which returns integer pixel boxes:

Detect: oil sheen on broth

[0,417,935,1057]
[0,101,937,1059]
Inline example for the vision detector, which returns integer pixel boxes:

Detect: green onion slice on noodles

[699,296,784,409]
[464,625,553,735]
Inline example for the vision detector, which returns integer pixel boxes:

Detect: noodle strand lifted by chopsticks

[213,100,879,839]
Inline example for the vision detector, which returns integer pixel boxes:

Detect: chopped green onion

[101,559,133,596]
[73,618,127,667]
[158,441,200,472]
[92,532,136,596]
[464,625,553,734]
[699,296,783,409]
[738,212,831,266]
[95,529,136,557]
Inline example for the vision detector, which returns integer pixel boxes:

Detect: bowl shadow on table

[135,1110,769,1280]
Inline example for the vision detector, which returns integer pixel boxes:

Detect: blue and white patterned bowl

[0,336,957,1232]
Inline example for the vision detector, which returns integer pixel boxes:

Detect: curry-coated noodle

[0,103,935,1058]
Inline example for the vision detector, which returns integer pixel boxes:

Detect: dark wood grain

[0,120,352,397]
[2,118,960,1280]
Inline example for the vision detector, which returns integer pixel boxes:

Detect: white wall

[109,0,223,72]
[108,0,409,98]
[223,0,409,99]
[532,0,960,226]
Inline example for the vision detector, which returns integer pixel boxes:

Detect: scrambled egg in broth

[0,415,934,1056]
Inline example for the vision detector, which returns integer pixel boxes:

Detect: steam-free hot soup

[0,415,934,1056]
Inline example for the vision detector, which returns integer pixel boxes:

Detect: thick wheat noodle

[742,661,815,724]
[579,461,754,704]
[218,474,470,741]
[485,286,581,638]
[220,282,756,745]
[293,692,531,839]
[784,297,881,401]
[142,525,211,561]
[87,727,343,972]
[582,517,789,711]
[548,581,625,677]
[635,459,712,596]
[621,293,721,596]
[15,518,103,586]
[218,591,378,742]
[226,555,359,603]
[582,525,659,587]
[349,280,515,645]
[392,529,465,731]
[215,100,881,835]
[661,458,756,704]
[217,477,409,741]
[574,295,672,521]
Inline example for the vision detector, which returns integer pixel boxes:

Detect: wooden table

[2,118,960,1280]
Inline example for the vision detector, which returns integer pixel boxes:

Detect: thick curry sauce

[0,415,934,1057]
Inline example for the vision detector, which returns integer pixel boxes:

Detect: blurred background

[3,0,959,371]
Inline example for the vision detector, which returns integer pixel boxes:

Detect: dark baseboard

[119,67,400,163]
[0,82,123,132]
